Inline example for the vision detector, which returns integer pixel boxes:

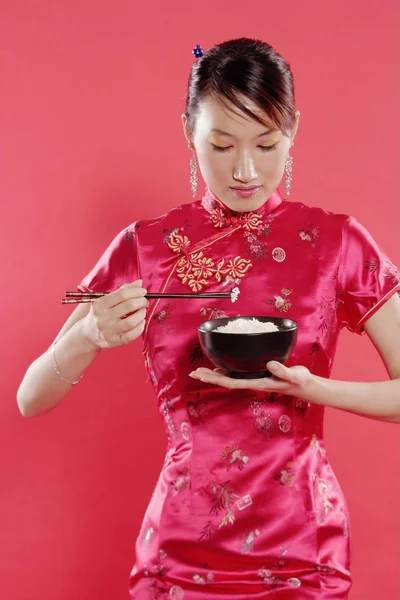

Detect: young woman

[17,38,400,599]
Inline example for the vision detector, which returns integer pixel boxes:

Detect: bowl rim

[198,316,299,334]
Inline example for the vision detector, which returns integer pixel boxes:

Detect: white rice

[214,317,279,334]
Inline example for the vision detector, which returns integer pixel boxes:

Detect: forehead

[195,94,278,137]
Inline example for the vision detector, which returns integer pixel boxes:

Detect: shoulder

[134,199,204,241]
[282,198,350,226]
[280,198,354,242]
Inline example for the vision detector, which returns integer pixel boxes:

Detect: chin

[223,190,269,213]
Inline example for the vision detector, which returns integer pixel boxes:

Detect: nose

[233,149,258,183]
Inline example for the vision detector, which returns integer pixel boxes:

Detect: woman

[17,38,400,599]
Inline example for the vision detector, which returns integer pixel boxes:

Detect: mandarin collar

[201,186,282,228]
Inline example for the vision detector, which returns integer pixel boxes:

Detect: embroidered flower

[265,288,293,313]
[224,256,253,279]
[298,223,320,247]
[312,473,335,521]
[240,529,261,554]
[168,233,190,254]
[274,461,296,487]
[168,233,253,292]
[221,444,249,470]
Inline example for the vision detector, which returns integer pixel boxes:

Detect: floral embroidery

[249,394,275,439]
[267,392,279,403]
[143,549,183,599]
[240,529,261,554]
[209,207,262,230]
[365,259,400,284]
[315,561,337,574]
[243,214,274,262]
[168,232,253,292]
[200,303,228,320]
[310,338,321,355]
[189,342,204,363]
[208,481,240,525]
[318,297,337,336]
[273,546,288,569]
[274,461,296,487]
[221,444,249,470]
[295,398,311,417]
[258,567,284,593]
[258,567,302,592]
[198,521,217,541]
[197,480,247,538]
[187,392,208,424]
[160,387,179,440]
[298,223,320,247]
[142,526,154,548]
[162,219,191,244]
[171,468,191,494]
[153,303,172,325]
[144,350,158,387]
[312,473,334,523]
[310,434,324,459]
[124,228,135,243]
[265,288,293,313]
[192,570,214,585]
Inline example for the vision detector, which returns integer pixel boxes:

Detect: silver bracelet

[52,340,84,385]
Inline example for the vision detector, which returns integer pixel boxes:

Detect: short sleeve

[337,216,400,335]
[77,222,140,293]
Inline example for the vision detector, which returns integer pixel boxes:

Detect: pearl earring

[189,151,198,198]
[285,150,294,196]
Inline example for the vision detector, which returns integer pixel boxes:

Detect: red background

[1,1,398,599]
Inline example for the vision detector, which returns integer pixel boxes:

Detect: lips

[230,186,261,191]
[230,186,262,198]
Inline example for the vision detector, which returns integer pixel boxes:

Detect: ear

[181,113,195,150]
[291,111,300,145]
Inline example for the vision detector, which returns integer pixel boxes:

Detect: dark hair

[185,37,296,137]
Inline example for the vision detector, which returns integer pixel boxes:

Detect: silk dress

[77,187,400,599]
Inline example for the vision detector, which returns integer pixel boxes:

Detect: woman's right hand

[80,279,148,350]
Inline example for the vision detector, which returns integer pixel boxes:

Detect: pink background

[1,1,398,598]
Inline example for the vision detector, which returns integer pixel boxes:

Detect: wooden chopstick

[62,290,233,304]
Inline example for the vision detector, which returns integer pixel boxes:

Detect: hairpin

[192,44,204,58]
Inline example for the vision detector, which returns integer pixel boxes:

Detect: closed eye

[211,143,278,153]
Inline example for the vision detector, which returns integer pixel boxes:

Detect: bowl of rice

[197,316,298,379]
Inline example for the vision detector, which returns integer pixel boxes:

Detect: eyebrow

[210,127,278,138]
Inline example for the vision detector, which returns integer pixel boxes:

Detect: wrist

[73,318,102,355]
[295,372,327,406]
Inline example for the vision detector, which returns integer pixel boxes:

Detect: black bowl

[198,316,298,379]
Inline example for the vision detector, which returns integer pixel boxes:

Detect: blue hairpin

[192,44,204,58]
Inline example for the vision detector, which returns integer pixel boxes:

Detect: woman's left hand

[189,361,312,394]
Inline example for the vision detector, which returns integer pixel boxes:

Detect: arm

[17,303,100,418]
[299,292,400,423]
[190,293,400,424]
[17,281,148,418]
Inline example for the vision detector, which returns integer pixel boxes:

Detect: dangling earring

[190,152,198,198]
[285,152,293,196]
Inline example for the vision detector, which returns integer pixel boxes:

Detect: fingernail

[139,289,148,296]
[268,361,279,370]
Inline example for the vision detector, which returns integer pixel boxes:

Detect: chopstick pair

[62,287,240,304]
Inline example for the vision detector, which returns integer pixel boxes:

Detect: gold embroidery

[168,233,253,292]
[209,207,262,230]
